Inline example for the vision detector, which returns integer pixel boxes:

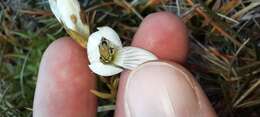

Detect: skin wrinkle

[124,61,201,117]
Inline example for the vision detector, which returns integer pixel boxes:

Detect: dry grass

[0,0,260,116]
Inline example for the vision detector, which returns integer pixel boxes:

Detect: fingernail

[124,61,201,117]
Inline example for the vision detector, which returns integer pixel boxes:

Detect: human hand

[33,12,216,117]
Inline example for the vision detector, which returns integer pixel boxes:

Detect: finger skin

[132,11,189,64]
[115,62,216,117]
[33,38,97,117]
[123,61,216,117]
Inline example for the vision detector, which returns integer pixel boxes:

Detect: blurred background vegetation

[0,0,260,116]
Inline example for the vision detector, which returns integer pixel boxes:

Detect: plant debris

[0,0,260,116]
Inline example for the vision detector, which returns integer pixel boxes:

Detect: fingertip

[132,12,189,63]
[117,61,216,117]
[43,37,87,63]
[33,38,97,117]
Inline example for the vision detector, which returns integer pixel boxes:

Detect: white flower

[49,0,89,47]
[87,26,158,76]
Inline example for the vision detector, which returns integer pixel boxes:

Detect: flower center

[99,37,117,64]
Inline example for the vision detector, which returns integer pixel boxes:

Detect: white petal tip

[89,63,123,76]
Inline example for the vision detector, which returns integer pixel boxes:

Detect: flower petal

[87,31,102,63]
[89,62,123,76]
[49,0,61,22]
[114,47,158,70]
[57,0,89,36]
[49,0,89,47]
[87,26,123,63]
[56,0,80,29]
[97,26,123,48]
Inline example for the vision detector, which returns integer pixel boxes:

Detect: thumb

[116,61,216,117]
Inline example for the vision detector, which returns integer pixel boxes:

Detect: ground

[0,0,260,116]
